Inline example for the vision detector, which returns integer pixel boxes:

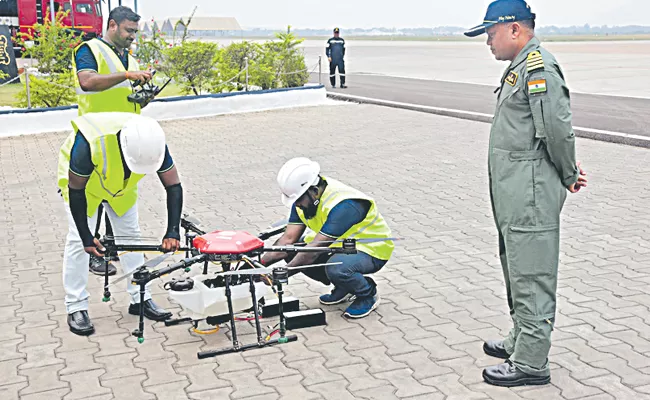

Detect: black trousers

[329,59,345,86]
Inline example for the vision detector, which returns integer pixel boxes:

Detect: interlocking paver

[261,375,322,400]
[2,104,650,398]
[372,368,439,398]
[176,363,231,393]
[308,341,367,368]
[0,359,28,387]
[551,351,610,381]
[220,369,278,399]
[286,357,344,386]
[0,382,29,400]
[142,380,190,400]
[18,364,67,395]
[581,374,644,399]
[550,367,605,399]
[60,369,111,400]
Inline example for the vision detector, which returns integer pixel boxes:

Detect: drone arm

[284,232,336,269]
[149,254,207,280]
[260,224,305,266]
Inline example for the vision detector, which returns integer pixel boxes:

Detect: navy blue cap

[334,27,340,33]
[464,0,536,37]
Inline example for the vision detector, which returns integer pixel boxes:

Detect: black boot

[68,310,95,336]
[128,299,172,321]
[482,359,550,387]
[483,340,510,359]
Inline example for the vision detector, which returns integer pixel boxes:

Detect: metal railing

[1,56,325,111]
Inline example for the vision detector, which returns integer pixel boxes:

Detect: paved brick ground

[1,103,650,400]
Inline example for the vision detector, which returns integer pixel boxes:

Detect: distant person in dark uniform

[326,27,347,88]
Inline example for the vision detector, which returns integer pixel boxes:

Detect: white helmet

[120,115,166,175]
[277,157,320,207]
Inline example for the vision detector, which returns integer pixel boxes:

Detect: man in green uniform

[464,0,588,387]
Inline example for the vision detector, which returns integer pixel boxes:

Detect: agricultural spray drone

[98,214,396,359]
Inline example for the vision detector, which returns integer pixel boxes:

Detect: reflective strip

[94,42,121,74]
[349,214,379,238]
[81,115,108,179]
[99,136,108,179]
[76,41,133,94]
[76,87,100,95]
[92,169,119,197]
[76,78,132,95]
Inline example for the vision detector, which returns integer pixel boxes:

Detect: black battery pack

[285,309,327,330]
[262,296,300,317]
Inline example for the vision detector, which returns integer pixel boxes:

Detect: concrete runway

[308,72,650,138]
[298,39,650,98]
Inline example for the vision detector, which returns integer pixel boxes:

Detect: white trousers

[62,200,152,314]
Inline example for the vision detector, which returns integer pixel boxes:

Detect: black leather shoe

[89,254,116,276]
[128,299,172,321]
[483,340,510,359]
[482,360,551,387]
[67,310,95,336]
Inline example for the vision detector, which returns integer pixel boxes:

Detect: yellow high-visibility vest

[57,112,146,217]
[72,38,141,115]
[296,176,394,261]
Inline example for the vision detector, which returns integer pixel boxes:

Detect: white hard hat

[120,115,166,175]
[277,157,320,207]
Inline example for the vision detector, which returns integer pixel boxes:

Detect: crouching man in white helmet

[260,157,394,318]
[56,112,183,335]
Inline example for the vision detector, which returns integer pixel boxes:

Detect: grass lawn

[0,80,24,107]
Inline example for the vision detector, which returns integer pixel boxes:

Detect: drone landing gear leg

[102,254,111,302]
[197,273,241,359]
[132,280,146,343]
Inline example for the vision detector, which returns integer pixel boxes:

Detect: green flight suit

[488,36,579,377]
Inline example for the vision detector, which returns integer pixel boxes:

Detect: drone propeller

[106,252,176,287]
[270,218,288,228]
[102,235,162,241]
[182,214,201,226]
[296,237,403,246]
[217,262,343,277]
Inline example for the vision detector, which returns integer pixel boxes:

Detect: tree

[163,41,218,95]
[12,9,80,107]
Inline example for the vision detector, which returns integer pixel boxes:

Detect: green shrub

[162,41,218,95]
[12,9,79,107]
[14,70,76,108]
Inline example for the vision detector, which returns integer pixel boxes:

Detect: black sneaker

[89,254,117,276]
[68,310,95,336]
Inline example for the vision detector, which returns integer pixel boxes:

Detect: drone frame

[99,213,362,358]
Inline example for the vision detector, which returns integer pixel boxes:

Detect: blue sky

[106,0,649,29]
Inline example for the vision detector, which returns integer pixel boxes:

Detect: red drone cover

[192,230,265,255]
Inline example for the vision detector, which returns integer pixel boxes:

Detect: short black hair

[519,19,535,31]
[107,6,140,29]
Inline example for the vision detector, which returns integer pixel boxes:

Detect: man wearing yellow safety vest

[72,6,152,277]
[73,6,151,115]
[260,158,394,319]
[57,112,183,336]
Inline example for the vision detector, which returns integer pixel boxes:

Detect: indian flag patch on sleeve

[528,79,547,94]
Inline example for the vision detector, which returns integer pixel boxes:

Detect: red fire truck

[0,0,103,55]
